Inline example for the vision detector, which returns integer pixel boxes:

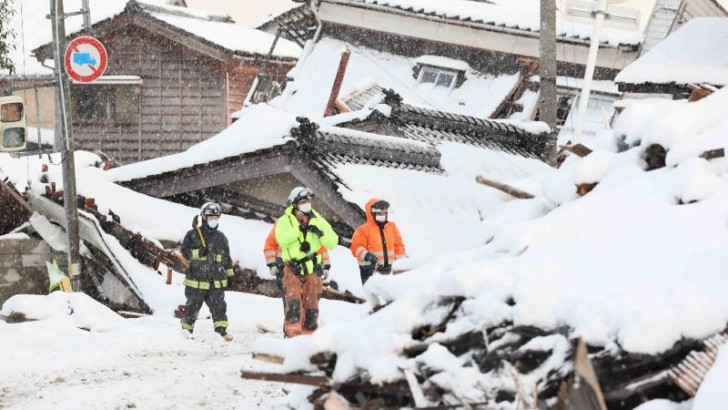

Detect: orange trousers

[282,264,323,337]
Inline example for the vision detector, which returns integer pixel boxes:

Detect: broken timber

[241,370,329,388]
[475,175,534,199]
[560,143,592,158]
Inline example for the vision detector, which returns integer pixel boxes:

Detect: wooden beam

[475,175,535,199]
[240,370,329,388]
[252,353,285,365]
[700,148,725,160]
[0,178,33,215]
[560,143,592,158]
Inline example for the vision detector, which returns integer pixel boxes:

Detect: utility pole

[50,0,83,290]
[539,0,558,165]
[81,0,91,30]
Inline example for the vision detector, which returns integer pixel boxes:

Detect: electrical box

[0,95,27,152]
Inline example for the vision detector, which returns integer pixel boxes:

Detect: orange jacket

[263,222,330,267]
[350,198,406,267]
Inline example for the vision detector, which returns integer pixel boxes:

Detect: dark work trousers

[182,286,228,333]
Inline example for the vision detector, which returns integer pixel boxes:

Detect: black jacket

[181,224,233,282]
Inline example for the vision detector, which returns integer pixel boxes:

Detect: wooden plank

[240,370,329,388]
[475,175,535,199]
[252,353,285,364]
[560,143,592,157]
[699,148,725,160]
[403,369,428,408]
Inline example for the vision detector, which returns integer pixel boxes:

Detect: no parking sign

[64,36,108,83]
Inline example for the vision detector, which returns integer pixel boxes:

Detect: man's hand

[299,241,311,253]
[198,247,209,257]
[363,252,378,267]
[307,225,324,238]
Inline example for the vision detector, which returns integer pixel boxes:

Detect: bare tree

[0,0,16,75]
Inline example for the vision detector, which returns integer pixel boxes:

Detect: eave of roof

[320,0,644,49]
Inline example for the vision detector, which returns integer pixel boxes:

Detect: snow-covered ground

[0,292,367,409]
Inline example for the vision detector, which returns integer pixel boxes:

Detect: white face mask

[207,220,219,229]
[297,203,312,213]
[375,214,387,222]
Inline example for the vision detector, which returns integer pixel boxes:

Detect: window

[71,84,140,124]
[418,68,458,89]
[247,76,287,105]
[534,94,574,126]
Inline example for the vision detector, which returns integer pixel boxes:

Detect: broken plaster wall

[0,236,66,306]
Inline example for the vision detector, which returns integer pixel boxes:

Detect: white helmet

[287,187,314,205]
[200,202,222,217]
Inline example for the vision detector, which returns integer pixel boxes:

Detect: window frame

[70,76,143,125]
[416,66,459,91]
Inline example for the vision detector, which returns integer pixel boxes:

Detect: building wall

[0,236,65,307]
[318,2,638,74]
[323,23,621,81]
[71,26,229,165]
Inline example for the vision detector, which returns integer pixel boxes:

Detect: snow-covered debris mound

[250,88,728,409]
[1,292,124,332]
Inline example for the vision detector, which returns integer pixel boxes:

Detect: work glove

[269,263,284,292]
[299,241,311,253]
[306,225,324,238]
[198,247,209,257]
[363,252,378,267]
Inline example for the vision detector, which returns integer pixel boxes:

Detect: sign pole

[50,0,83,290]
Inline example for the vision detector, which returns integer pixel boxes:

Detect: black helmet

[287,187,314,205]
[371,200,390,213]
[200,202,222,217]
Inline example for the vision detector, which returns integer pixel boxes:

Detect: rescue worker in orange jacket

[350,198,406,284]
[275,187,338,337]
[263,222,331,297]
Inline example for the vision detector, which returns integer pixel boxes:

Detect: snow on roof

[332,0,656,46]
[5,0,300,77]
[414,55,470,72]
[106,104,299,182]
[252,2,303,29]
[148,12,302,58]
[273,37,520,119]
[616,17,728,86]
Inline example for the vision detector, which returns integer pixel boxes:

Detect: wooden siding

[675,0,728,29]
[71,26,228,164]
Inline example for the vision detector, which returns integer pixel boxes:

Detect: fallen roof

[337,89,551,160]
[616,17,728,90]
[275,37,522,119]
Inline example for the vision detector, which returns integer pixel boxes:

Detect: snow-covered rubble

[250,88,728,408]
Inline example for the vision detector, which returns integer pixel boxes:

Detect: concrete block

[21,254,49,268]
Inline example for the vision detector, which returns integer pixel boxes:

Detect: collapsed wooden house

[108,98,551,242]
[242,295,727,409]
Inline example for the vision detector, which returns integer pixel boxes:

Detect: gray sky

[184,0,297,27]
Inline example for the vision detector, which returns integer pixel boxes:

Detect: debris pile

[244,296,726,409]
